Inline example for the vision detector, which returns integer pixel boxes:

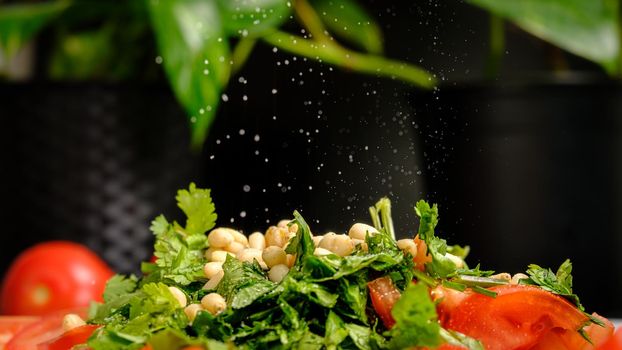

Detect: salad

[44,184,620,349]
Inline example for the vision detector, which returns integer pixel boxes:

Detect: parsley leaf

[521,259,583,310]
[176,183,217,235]
[387,283,441,349]
[103,275,138,303]
[216,255,276,309]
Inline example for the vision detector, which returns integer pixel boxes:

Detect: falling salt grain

[155,56,163,64]
[239,129,246,136]
[243,185,251,192]
[240,211,247,218]
[271,89,278,94]
[221,94,229,102]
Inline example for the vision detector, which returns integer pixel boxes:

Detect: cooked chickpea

[265,226,290,248]
[212,250,235,262]
[203,261,224,279]
[236,248,263,264]
[229,229,249,246]
[184,303,203,322]
[397,239,418,257]
[286,254,296,268]
[314,247,333,256]
[288,223,299,233]
[208,228,234,248]
[262,246,287,268]
[203,270,224,290]
[319,234,354,257]
[249,231,266,250]
[511,273,529,285]
[168,286,187,308]
[348,223,378,241]
[445,253,465,269]
[352,239,368,252]
[268,264,290,283]
[277,219,291,228]
[312,235,323,247]
[62,313,86,331]
[225,241,245,254]
[201,293,227,315]
[490,272,512,282]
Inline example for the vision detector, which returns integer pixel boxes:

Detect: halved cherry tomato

[368,276,401,328]
[38,324,99,350]
[441,284,595,350]
[6,307,87,350]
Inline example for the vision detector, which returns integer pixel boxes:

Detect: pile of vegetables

[42,184,622,349]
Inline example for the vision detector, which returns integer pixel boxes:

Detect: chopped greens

[85,184,597,350]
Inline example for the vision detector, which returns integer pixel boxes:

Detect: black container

[0,83,199,275]
[412,76,622,315]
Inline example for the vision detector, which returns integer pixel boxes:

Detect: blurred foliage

[0,0,435,148]
[468,0,621,75]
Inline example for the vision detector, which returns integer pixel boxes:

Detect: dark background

[2,1,620,315]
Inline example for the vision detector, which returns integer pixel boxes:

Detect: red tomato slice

[0,317,40,348]
[368,276,401,328]
[598,327,622,350]
[6,307,88,350]
[38,324,99,350]
[442,285,592,350]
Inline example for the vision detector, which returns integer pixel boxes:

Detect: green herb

[521,259,583,309]
[387,283,441,349]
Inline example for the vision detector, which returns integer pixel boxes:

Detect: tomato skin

[367,276,401,328]
[0,317,39,348]
[38,324,99,350]
[598,328,622,350]
[7,307,88,350]
[1,241,114,316]
[441,284,593,350]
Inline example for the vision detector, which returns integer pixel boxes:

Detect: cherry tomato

[367,276,401,328]
[441,284,596,350]
[7,307,87,350]
[38,324,99,350]
[1,241,114,315]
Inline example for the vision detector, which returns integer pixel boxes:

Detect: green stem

[262,31,436,89]
[231,37,256,76]
[485,13,504,80]
[618,0,622,78]
[294,0,332,44]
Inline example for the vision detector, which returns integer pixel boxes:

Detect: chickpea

[277,219,291,228]
[204,261,224,279]
[168,286,187,308]
[319,234,354,257]
[225,241,245,254]
[314,247,333,256]
[397,239,418,257]
[62,313,86,331]
[511,273,529,285]
[229,229,249,246]
[312,235,323,247]
[209,250,233,262]
[201,293,227,315]
[265,226,290,248]
[286,254,296,268]
[268,264,290,283]
[348,223,378,241]
[236,248,263,264]
[184,303,203,322]
[208,228,234,248]
[288,223,299,234]
[352,239,368,252]
[445,253,465,269]
[490,272,512,282]
[203,270,224,290]
[249,232,266,250]
[262,246,287,268]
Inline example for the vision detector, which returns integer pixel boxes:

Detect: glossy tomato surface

[367,276,401,328]
[0,317,39,348]
[441,284,600,350]
[0,241,113,315]
[39,324,99,350]
[6,307,87,350]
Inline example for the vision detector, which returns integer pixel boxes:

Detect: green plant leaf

[215,0,292,37]
[147,0,231,148]
[313,0,383,54]
[467,0,619,74]
[0,0,70,59]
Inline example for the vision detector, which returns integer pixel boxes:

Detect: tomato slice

[368,276,401,328]
[598,327,622,350]
[0,317,40,348]
[6,307,88,350]
[442,285,592,350]
[38,324,99,350]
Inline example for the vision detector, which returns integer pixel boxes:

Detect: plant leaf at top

[0,0,71,59]
[147,0,231,148]
[467,0,619,74]
[215,0,292,38]
[313,0,383,54]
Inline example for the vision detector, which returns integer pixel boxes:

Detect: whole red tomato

[0,241,114,315]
